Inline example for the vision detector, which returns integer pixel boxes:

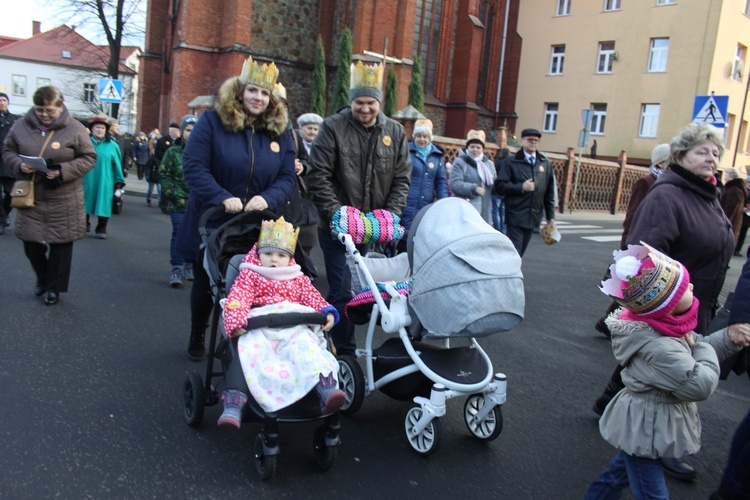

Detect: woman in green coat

[84,116,124,239]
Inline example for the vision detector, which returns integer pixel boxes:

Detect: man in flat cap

[0,89,19,235]
[307,61,412,356]
[494,128,556,257]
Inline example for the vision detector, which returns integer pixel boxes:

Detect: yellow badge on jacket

[51,142,61,150]
[539,166,545,172]
[382,135,392,146]
[270,141,280,153]
[226,300,242,310]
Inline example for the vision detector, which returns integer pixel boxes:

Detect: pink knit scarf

[621,297,700,338]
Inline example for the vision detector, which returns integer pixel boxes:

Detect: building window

[604,0,621,11]
[550,45,565,75]
[590,103,607,135]
[37,78,50,88]
[413,0,444,97]
[61,50,72,59]
[656,0,675,5]
[733,44,746,82]
[648,38,669,72]
[597,42,616,74]
[12,75,26,96]
[544,103,559,133]
[557,0,571,16]
[639,104,660,138]
[745,0,750,16]
[83,83,96,103]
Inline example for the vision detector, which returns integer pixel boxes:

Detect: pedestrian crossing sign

[692,95,728,128]
[98,78,123,103]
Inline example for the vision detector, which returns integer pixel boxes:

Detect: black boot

[188,325,207,361]
[592,367,625,416]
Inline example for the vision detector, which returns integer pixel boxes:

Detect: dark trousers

[505,224,533,257]
[720,406,750,496]
[224,337,249,392]
[23,241,74,293]
[318,227,358,355]
[86,215,109,234]
[190,252,213,330]
[0,176,15,222]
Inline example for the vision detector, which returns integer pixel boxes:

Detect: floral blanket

[237,302,339,412]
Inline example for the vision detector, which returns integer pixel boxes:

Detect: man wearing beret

[0,90,19,235]
[307,61,412,356]
[494,128,556,257]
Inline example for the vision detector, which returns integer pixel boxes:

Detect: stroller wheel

[404,405,441,456]
[464,394,503,441]
[182,371,205,427]
[312,425,337,470]
[253,433,277,480]
[337,355,364,415]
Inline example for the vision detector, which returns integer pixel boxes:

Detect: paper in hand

[19,155,48,173]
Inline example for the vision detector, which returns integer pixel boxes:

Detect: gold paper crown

[350,60,384,91]
[258,216,299,256]
[239,56,279,92]
[273,82,287,100]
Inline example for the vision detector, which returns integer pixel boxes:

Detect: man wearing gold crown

[0,88,19,235]
[307,60,412,355]
[178,55,297,361]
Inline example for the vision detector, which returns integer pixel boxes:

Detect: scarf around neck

[416,143,431,161]
[621,297,700,338]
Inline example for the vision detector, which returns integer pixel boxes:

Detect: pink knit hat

[600,242,690,319]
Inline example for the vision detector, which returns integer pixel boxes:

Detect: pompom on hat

[600,242,690,319]
[650,143,671,166]
[257,216,299,257]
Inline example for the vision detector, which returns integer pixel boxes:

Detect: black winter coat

[626,163,734,334]
[494,149,555,229]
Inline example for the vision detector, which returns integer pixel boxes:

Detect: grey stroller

[336,197,525,455]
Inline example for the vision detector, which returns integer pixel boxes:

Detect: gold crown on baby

[239,56,279,92]
[258,216,299,256]
[350,60,384,90]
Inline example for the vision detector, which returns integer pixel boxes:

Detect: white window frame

[12,75,26,97]
[544,103,559,133]
[648,38,669,73]
[550,45,565,75]
[745,0,750,16]
[604,0,621,11]
[639,104,660,138]
[590,103,607,135]
[36,77,51,88]
[83,83,96,103]
[597,42,616,74]
[557,0,571,16]
[733,45,746,82]
[656,0,675,5]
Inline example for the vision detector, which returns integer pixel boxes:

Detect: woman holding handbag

[1,86,96,305]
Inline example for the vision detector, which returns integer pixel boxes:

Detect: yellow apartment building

[514,0,750,171]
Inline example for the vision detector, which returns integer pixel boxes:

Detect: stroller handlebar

[198,205,227,237]
[244,312,329,330]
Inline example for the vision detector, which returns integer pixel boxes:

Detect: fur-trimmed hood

[214,76,289,137]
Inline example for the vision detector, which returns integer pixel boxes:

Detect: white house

[0,23,139,134]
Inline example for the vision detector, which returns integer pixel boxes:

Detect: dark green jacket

[159,137,189,213]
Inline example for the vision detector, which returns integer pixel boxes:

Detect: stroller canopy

[407,198,524,338]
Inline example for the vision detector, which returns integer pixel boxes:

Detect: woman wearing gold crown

[217,216,344,427]
[177,56,298,361]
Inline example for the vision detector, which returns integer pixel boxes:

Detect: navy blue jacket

[402,142,449,229]
[176,109,296,261]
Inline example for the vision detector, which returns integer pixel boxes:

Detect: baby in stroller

[218,216,346,429]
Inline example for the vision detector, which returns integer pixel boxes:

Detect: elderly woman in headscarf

[401,119,449,231]
[449,129,495,224]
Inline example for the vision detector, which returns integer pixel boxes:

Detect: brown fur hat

[214,76,289,138]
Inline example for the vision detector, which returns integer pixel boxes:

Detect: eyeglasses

[34,107,59,115]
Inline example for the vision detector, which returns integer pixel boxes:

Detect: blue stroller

[181,207,341,479]
[336,198,525,455]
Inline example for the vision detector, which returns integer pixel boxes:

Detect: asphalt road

[1,199,748,499]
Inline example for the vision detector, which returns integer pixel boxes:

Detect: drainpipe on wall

[494,0,511,128]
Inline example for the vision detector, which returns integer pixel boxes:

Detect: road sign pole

[570,109,593,213]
